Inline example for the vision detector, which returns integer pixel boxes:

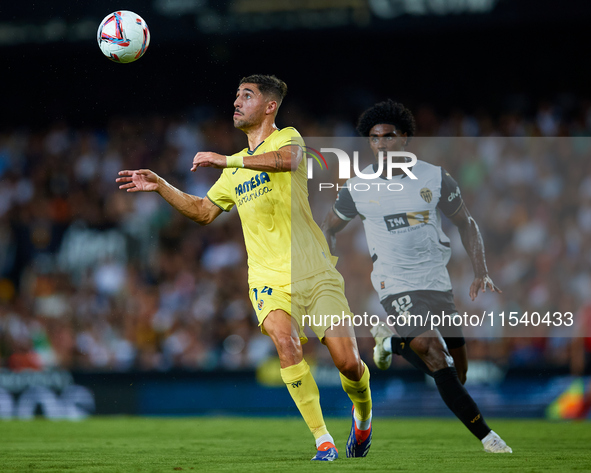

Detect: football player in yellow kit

[117,75,372,461]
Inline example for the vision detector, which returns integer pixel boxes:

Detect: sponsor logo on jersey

[448,186,461,202]
[420,187,433,203]
[384,213,409,231]
[407,211,430,226]
[235,172,271,196]
[384,211,429,232]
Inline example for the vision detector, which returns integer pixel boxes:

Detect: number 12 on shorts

[253,286,273,300]
[391,295,413,314]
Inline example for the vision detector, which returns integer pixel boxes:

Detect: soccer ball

[97,11,150,63]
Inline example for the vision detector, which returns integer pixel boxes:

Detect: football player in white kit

[322,99,512,453]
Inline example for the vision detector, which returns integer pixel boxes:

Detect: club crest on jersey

[420,187,433,203]
[258,299,264,310]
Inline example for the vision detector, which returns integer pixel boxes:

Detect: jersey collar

[247,140,265,155]
[246,128,281,155]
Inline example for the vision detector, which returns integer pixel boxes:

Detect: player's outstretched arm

[191,145,301,173]
[117,170,222,225]
[321,209,350,255]
[449,203,502,301]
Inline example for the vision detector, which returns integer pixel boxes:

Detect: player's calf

[433,366,492,441]
[409,330,451,372]
[448,344,468,385]
[411,335,497,446]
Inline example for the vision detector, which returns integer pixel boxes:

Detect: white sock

[354,408,372,431]
[383,337,392,354]
[315,433,335,448]
[481,430,495,444]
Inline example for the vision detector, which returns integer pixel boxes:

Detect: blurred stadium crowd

[1,98,591,374]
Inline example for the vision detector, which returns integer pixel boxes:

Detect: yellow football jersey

[207,127,335,288]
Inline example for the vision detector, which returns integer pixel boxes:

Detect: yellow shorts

[249,269,352,343]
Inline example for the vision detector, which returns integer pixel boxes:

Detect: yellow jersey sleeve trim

[206,193,231,212]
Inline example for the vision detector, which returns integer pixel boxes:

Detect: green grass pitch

[1,417,590,472]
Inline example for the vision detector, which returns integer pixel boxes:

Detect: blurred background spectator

[1,103,590,373]
[1,0,590,375]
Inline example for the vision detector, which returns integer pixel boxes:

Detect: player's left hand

[191,152,227,171]
[470,274,501,301]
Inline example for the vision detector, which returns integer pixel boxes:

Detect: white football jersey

[333,160,463,300]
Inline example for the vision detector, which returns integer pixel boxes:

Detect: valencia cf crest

[380,281,385,289]
[420,188,433,203]
[258,299,264,310]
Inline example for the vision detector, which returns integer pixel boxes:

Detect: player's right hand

[469,274,502,301]
[116,170,159,192]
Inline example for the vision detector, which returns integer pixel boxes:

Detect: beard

[233,114,256,130]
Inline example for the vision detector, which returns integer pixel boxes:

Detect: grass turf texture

[1,417,589,472]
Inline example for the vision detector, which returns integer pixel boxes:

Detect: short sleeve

[333,186,358,221]
[206,170,235,212]
[276,127,305,150]
[437,167,463,217]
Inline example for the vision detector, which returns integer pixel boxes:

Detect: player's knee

[427,354,451,372]
[336,357,363,381]
[412,336,452,372]
[274,334,301,357]
[409,336,431,357]
[431,340,453,370]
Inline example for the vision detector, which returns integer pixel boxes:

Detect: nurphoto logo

[305,147,418,192]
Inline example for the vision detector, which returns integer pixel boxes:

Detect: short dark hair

[239,74,288,106]
[356,99,416,138]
